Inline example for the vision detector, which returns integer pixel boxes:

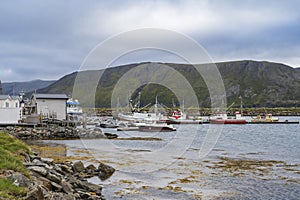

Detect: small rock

[46,172,61,184]
[60,164,73,174]
[28,166,48,176]
[37,176,52,191]
[86,164,96,171]
[78,181,102,195]
[50,181,63,192]
[25,185,44,200]
[78,191,92,199]
[41,157,54,164]
[73,161,85,173]
[61,179,74,194]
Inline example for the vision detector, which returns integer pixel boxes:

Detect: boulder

[98,162,115,180]
[7,172,31,187]
[28,166,48,176]
[72,161,85,173]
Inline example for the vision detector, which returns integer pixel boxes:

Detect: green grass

[0,179,27,199]
[0,132,30,199]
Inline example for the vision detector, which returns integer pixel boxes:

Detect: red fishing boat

[209,111,246,124]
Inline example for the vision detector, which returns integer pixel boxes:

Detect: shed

[31,93,68,120]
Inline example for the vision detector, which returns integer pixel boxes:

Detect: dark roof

[32,93,68,100]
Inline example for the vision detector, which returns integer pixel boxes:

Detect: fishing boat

[67,99,83,122]
[167,110,203,124]
[210,111,246,124]
[116,122,140,131]
[138,123,176,132]
[210,98,247,124]
[99,118,118,128]
[167,100,203,124]
[117,121,175,132]
[251,114,279,123]
[117,95,167,123]
[118,112,166,123]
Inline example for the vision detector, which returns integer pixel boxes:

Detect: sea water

[43,116,300,199]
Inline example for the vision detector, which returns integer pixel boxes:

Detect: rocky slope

[36,60,300,108]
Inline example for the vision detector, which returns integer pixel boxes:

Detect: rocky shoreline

[0,126,118,140]
[5,152,115,200]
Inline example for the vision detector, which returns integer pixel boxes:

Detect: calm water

[42,117,300,199]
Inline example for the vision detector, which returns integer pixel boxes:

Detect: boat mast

[239,96,243,115]
[155,96,158,114]
[137,92,141,112]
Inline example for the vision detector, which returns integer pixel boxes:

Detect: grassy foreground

[0,132,30,199]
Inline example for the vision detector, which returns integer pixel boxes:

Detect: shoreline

[0,131,116,200]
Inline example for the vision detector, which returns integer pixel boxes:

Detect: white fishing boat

[138,123,176,132]
[117,95,167,123]
[118,112,166,122]
[167,110,203,124]
[67,98,83,122]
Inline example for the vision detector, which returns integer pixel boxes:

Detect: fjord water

[46,117,300,199]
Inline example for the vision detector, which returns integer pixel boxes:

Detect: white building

[31,93,68,120]
[0,95,21,124]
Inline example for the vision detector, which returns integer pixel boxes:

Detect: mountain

[2,80,56,95]
[37,60,300,108]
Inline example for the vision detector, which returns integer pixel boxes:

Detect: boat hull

[117,127,139,131]
[99,124,118,128]
[139,126,176,132]
[167,119,202,124]
[210,119,246,124]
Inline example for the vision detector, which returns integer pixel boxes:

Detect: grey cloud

[0,0,299,82]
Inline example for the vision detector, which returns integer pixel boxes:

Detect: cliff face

[35,60,300,108]
[216,60,300,106]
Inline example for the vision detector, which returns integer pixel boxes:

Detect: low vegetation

[0,132,30,199]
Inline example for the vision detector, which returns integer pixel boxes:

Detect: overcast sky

[0,0,299,82]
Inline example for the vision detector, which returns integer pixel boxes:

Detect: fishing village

[1,1,300,199]
[0,75,299,199]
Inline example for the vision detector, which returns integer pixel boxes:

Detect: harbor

[36,119,300,199]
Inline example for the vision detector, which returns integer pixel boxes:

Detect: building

[0,95,21,124]
[0,95,20,108]
[31,93,69,120]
